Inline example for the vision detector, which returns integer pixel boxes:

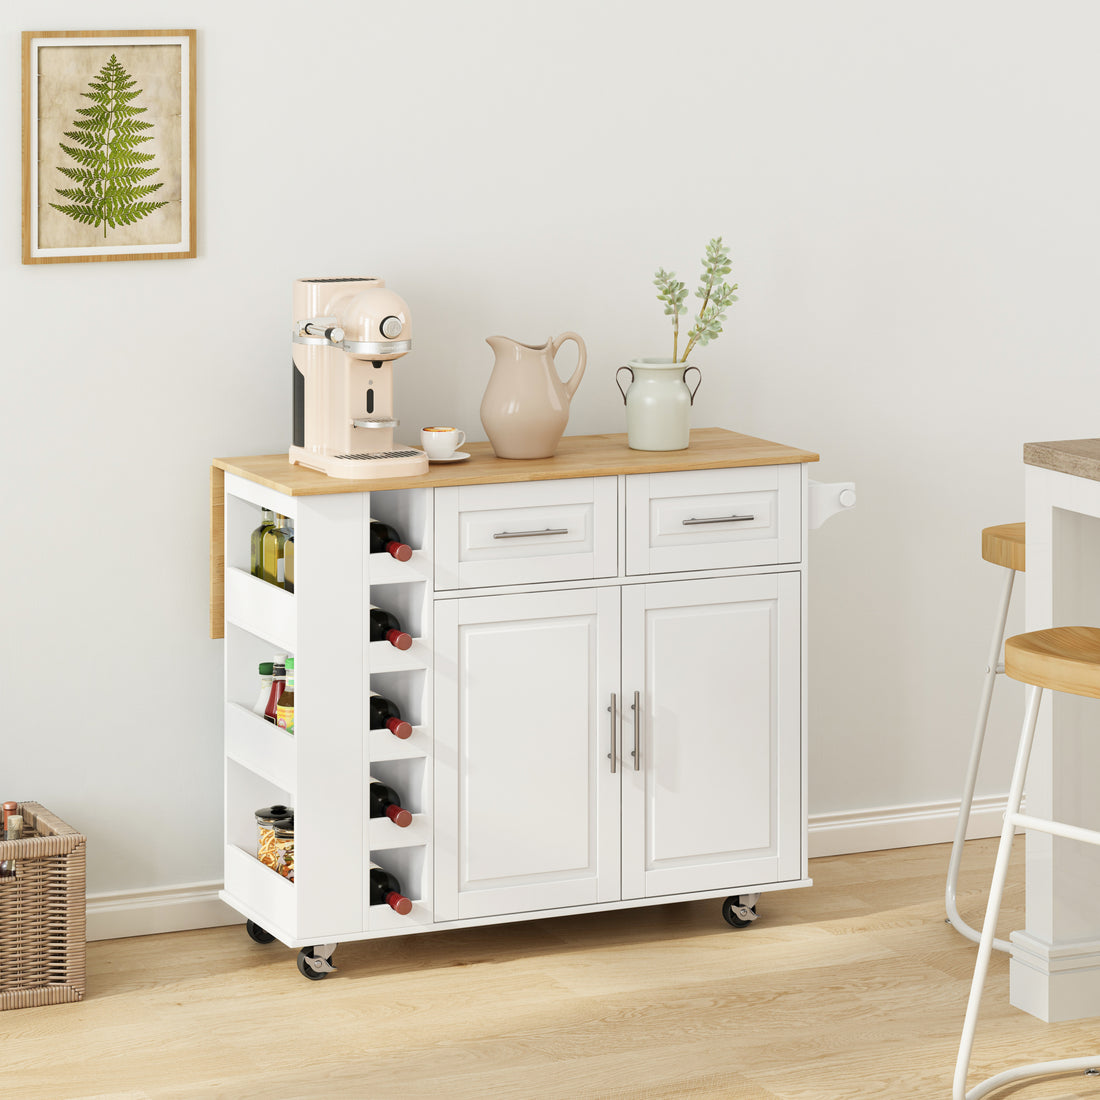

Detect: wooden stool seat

[981,522,1026,573]
[1005,626,1100,700]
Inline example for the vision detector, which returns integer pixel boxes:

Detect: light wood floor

[8,840,1100,1099]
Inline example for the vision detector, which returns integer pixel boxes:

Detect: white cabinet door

[434,587,621,920]
[620,573,801,899]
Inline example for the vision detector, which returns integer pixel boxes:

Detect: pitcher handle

[683,366,702,406]
[615,366,633,405]
[552,332,587,400]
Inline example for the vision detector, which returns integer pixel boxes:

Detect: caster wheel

[721,896,758,929]
[245,919,275,944]
[297,947,333,981]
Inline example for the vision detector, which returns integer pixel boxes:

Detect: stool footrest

[1010,812,1100,848]
[966,1056,1100,1100]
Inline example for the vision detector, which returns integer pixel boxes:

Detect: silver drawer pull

[493,527,569,539]
[682,514,755,526]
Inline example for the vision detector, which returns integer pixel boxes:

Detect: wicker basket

[0,802,86,1009]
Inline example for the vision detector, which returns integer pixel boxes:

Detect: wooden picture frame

[22,29,196,264]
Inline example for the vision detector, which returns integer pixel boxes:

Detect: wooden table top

[213,427,820,497]
[1024,438,1100,482]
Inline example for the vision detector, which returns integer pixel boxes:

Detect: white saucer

[427,451,471,463]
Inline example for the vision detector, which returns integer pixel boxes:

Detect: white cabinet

[435,573,800,921]
[620,573,802,899]
[212,430,834,976]
[434,588,621,920]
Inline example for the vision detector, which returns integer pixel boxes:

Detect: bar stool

[946,522,1025,953]
[953,626,1100,1100]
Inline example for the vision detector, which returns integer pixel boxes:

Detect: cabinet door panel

[621,573,801,899]
[435,588,620,920]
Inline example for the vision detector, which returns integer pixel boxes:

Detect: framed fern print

[22,30,196,264]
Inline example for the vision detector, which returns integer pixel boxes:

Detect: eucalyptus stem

[653,237,739,365]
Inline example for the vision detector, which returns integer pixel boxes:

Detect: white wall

[5,1,1099,918]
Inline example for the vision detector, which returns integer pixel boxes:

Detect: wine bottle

[369,520,412,562]
[284,530,295,593]
[369,605,412,650]
[369,778,412,827]
[369,691,412,739]
[250,508,276,578]
[261,514,291,586]
[369,862,412,914]
[276,656,295,735]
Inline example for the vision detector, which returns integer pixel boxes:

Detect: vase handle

[552,332,587,400]
[683,366,702,406]
[615,366,634,405]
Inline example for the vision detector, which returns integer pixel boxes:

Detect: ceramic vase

[615,358,702,451]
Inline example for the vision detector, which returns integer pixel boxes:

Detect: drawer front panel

[626,466,801,574]
[435,477,617,589]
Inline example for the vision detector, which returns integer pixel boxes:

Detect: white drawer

[434,478,617,589]
[625,465,801,575]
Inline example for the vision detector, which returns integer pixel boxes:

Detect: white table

[1015,439,1100,1021]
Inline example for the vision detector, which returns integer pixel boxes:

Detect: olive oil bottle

[261,514,292,586]
[250,508,276,578]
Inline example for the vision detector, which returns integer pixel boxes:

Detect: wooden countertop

[209,427,818,638]
[1024,439,1100,482]
[213,427,819,497]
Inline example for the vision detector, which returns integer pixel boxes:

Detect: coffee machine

[289,277,429,479]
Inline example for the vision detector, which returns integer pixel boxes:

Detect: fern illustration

[50,54,168,237]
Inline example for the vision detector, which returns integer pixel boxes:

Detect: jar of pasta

[272,820,295,882]
[255,804,292,873]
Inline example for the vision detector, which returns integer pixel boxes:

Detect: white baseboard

[808,793,1010,858]
[86,881,240,942]
[83,796,1009,940]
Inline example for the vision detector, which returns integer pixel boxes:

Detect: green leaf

[52,53,168,237]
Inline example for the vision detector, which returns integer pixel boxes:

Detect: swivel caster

[296,944,338,981]
[245,919,275,944]
[722,894,760,929]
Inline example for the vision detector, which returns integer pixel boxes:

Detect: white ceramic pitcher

[480,333,587,458]
[615,358,702,451]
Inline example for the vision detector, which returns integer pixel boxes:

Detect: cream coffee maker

[289,277,429,479]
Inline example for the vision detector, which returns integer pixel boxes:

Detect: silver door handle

[493,527,569,539]
[631,690,640,771]
[607,693,618,773]
[682,514,755,526]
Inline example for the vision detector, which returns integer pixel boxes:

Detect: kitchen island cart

[210,428,850,977]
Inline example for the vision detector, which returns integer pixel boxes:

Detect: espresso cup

[421,426,466,460]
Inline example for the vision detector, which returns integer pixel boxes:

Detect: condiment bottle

[276,657,295,735]
[264,656,287,724]
[1,813,23,877]
[252,662,274,717]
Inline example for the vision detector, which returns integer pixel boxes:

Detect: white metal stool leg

[946,565,1015,953]
[953,683,1100,1099]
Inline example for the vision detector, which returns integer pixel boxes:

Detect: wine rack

[365,488,434,932]
[214,430,843,978]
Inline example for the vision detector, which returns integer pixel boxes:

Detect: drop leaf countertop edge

[212,427,820,497]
